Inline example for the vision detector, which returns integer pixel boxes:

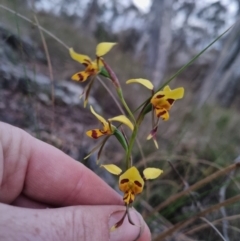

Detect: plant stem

[117,89,136,124]
[126,125,138,169]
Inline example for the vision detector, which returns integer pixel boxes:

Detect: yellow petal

[90,106,107,125]
[96,42,117,57]
[126,79,154,90]
[163,85,171,91]
[71,71,90,82]
[155,108,169,121]
[152,87,184,103]
[86,129,107,139]
[143,168,163,180]
[101,164,122,175]
[108,115,134,131]
[119,167,144,194]
[165,87,184,99]
[69,48,91,64]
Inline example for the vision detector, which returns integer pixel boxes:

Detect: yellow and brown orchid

[69,42,117,107]
[150,85,184,121]
[84,106,133,161]
[69,42,117,82]
[126,79,184,148]
[86,106,133,139]
[101,164,163,230]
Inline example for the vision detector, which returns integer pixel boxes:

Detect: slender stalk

[125,113,145,169]
[125,125,138,169]
[117,89,136,124]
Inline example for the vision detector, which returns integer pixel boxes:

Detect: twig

[219,155,240,241]
[153,194,240,241]
[167,160,227,240]
[184,214,240,235]
[146,161,240,217]
[200,217,227,241]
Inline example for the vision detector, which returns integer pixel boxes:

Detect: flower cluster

[69,42,184,230]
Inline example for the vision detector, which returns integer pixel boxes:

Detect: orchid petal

[109,115,134,131]
[155,108,169,121]
[71,71,90,82]
[143,168,163,180]
[69,48,91,64]
[96,42,117,57]
[163,85,171,91]
[90,106,107,125]
[86,129,107,139]
[153,87,184,100]
[126,78,154,90]
[119,167,144,192]
[101,164,122,175]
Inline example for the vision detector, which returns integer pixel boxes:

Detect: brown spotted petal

[71,70,90,82]
[155,107,169,121]
[86,129,109,139]
[119,167,144,205]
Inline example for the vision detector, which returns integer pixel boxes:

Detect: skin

[0,122,151,241]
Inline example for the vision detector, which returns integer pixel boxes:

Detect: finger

[11,194,51,209]
[0,122,122,205]
[0,203,151,241]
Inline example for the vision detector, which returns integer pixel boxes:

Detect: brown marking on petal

[120,179,129,184]
[157,110,167,117]
[77,73,84,81]
[84,59,91,64]
[167,98,175,105]
[156,94,164,99]
[91,130,98,139]
[134,180,142,188]
[123,195,129,200]
[100,130,107,134]
[129,195,134,204]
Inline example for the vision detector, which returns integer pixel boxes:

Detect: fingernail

[109,209,143,241]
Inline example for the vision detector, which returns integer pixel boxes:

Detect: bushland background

[1,0,240,240]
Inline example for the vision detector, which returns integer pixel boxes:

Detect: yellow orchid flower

[101,165,163,204]
[69,42,117,82]
[126,79,184,148]
[86,106,133,139]
[151,85,184,121]
[101,164,163,230]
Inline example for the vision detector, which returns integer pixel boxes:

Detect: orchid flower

[69,42,117,82]
[84,106,133,161]
[101,164,163,230]
[69,43,117,107]
[126,79,184,148]
[86,106,133,139]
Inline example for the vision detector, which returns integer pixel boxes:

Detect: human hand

[0,122,151,241]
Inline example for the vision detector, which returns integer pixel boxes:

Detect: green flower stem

[125,106,148,169]
[126,124,138,169]
[117,88,136,124]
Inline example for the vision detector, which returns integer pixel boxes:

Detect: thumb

[0,204,151,241]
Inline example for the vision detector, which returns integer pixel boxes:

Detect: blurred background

[1,0,240,240]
